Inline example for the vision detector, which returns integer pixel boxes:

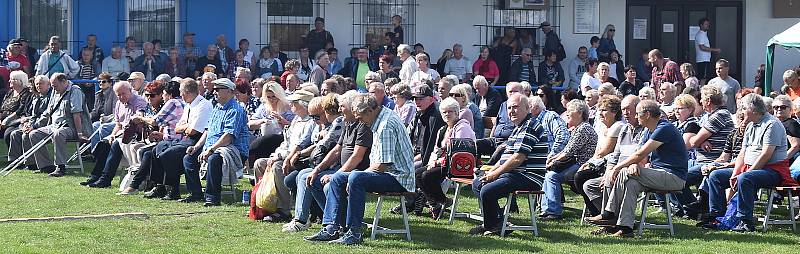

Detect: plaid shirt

[501,113,550,186]
[370,107,416,192]
[205,98,250,157]
[650,59,680,98]
[227,60,251,79]
[153,98,185,141]
[537,110,569,157]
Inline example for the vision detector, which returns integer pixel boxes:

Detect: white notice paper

[633,19,647,40]
[689,26,700,41]
[663,23,674,33]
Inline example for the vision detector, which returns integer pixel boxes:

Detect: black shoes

[144,185,167,199]
[538,213,563,221]
[178,195,204,203]
[88,180,112,188]
[34,165,56,174]
[80,178,98,186]
[48,165,66,177]
[161,186,181,201]
[203,201,222,207]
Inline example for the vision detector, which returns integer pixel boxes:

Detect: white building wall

[235,0,260,47]
[415,0,485,62]
[743,0,799,91]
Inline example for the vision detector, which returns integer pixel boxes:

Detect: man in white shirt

[695,18,721,85]
[707,59,740,113]
[444,43,472,81]
[101,46,131,77]
[397,44,418,83]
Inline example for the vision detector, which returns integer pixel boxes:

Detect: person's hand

[148,131,163,142]
[282,158,293,175]
[701,164,716,175]
[186,145,196,155]
[624,164,641,177]
[200,148,213,162]
[480,170,500,183]
[701,141,712,152]
[578,163,588,172]
[603,169,620,187]
[320,174,332,185]
[306,170,319,187]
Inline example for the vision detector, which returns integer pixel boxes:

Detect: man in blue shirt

[586,100,687,237]
[182,78,249,206]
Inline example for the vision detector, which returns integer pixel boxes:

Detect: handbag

[547,156,576,173]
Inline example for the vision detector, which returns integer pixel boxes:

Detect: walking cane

[0,122,68,177]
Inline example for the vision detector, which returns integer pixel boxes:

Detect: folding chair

[759,186,799,232]
[366,192,415,241]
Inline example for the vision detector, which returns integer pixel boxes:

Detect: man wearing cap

[7,39,32,76]
[306,17,334,57]
[182,78,249,206]
[82,80,147,186]
[541,21,561,60]
[253,89,317,221]
[101,46,130,77]
[127,72,147,95]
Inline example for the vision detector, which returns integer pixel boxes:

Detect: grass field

[0,153,798,253]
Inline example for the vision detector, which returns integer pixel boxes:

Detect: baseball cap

[287,90,315,103]
[128,72,145,80]
[8,39,21,46]
[212,78,236,90]
[540,21,551,27]
[412,85,434,98]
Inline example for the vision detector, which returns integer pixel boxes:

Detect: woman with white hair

[248,81,295,167]
[411,53,440,83]
[418,97,476,219]
[638,87,656,101]
[0,71,33,133]
[595,62,619,87]
[540,99,597,221]
[390,83,416,127]
[450,83,484,138]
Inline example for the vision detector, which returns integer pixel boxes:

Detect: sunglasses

[145,94,158,98]
[609,29,616,32]
[449,93,463,98]
[536,93,546,97]
[100,80,111,84]
[773,105,790,111]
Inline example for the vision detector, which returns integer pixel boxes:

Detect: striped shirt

[607,124,646,166]
[370,106,416,192]
[536,110,570,157]
[697,108,734,163]
[205,98,250,157]
[501,113,550,187]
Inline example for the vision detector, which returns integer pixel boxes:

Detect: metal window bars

[257,0,327,59]
[18,0,71,52]
[475,0,562,65]
[349,0,417,47]
[117,0,186,49]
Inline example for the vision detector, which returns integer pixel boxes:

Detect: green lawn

[0,157,798,253]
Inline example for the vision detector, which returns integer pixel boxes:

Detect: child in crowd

[589,36,600,60]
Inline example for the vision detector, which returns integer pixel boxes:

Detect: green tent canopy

[765,22,800,94]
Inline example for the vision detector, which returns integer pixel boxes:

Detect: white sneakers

[282,219,310,233]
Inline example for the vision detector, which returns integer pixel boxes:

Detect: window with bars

[18,0,71,51]
[351,0,416,47]
[126,0,180,48]
[259,0,326,56]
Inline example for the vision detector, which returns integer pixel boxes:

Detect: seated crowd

[4,20,800,245]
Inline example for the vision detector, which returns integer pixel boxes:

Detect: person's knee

[544,170,560,183]
[254,158,269,170]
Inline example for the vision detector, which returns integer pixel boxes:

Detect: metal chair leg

[371,195,383,240]
[449,182,461,225]
[764,189,775,232]
[638,192,650,237]
[580,203,587,226]
[500,193,513,236]
[788,191,797,233]
[528,193,539,236]
[665,196,674,236]
[401,196,411,241]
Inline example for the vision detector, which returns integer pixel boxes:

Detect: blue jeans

[182,146,205,199]
[294,167,336,222]
[674,163,704,206]
[90,122,115,149]
[322,171,407,233]
[472,171,539,229]
[285,170,300,191]
[89,139,123,183]
[706,167,781,221]
[541,164,579,216]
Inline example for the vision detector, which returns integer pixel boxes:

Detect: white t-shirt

[695,30,711,63]
[399,57,419,82]
[580,72,601,94]
[708,76,741,112]
[411,69,441,83]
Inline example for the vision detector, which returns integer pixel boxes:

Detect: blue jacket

[342,58,378,78]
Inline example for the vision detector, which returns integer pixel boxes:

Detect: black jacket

[509,59,537,85]
[410,104,446,166]
[473,86,504,118]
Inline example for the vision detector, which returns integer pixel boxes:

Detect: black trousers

[160,139,197,189]
[248,134,283,168]
[573,168,603,216]
[417,165,448,204]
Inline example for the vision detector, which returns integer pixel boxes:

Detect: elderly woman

[0,71,33,146]
[119,81,185,195]
[681,63,699,91]
[254,91,317,222]
[689,85,734,169]
[7,75,52,161]
[638,87,656,101]
[659,82,678,119]
[596,62,619,87]
[451,83,484,138]
[280,59,300,89]
[411,53,440,83]
[390,83,416,127]
[573,95,623,216]
[783,69,800,100]
[540,99,598,221]
[418,97,476,219]
[248,81,295,167]
[702,94,795,232]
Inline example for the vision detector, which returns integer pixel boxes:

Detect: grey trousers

[604,166,685,228]
[8,129,27,162]
[23,125,76,168]
[583,175,609,214]
[254,157,292,215]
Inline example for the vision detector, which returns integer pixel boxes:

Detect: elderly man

[707,59,741,113]
[182,78,249,206]
[344,47,377,90]
[367,81,395,110]
[200,72,218,101]
[82,81,147,187]
[397,44,418,82]
[9,75,52,163]
[509,48,536,84]
[24,73,91,176]
[531,91,570,159]
[701,94,795,232]
[469,94,550,236]
[648,49,680,101]
[305,93,414,245]
[102,46,130,77]
[476,82,522,158]
[309,51,330,87]
[586,100,687,237]
[473,75,503,118]
[253,90,317,221]
[133,42,165,81]
[658,82,678,118]
[582,95,644,218]
[150,79,212,200]
[127,71,147,95]
[444,44,472,81]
